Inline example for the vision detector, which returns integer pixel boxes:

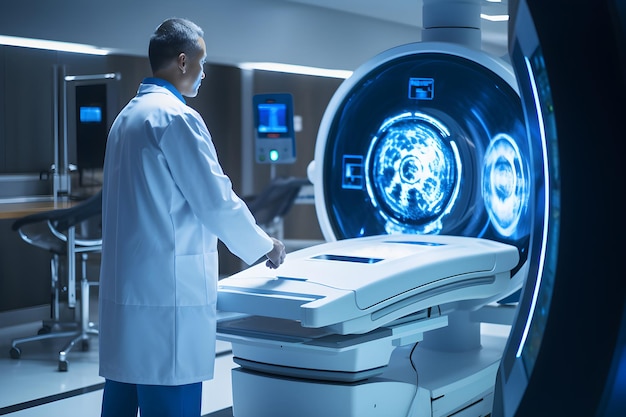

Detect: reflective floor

[0,315,235,417]
[0,306,513,417]
[0,241,322,417]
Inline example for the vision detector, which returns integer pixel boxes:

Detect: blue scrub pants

[101,379,202,417]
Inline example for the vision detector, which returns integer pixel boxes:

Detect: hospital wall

[0,46,340,320]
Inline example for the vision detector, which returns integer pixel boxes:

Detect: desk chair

[8,191,102,371]
[243,177,310,240]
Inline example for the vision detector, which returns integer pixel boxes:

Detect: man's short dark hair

[149,18,204,74]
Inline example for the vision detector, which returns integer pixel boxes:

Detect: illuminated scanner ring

[482,133,529,237]
[366,112,460,233]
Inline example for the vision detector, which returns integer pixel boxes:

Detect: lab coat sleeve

[160,111,273,265]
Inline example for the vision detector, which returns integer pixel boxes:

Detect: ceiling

[0,0,510,71]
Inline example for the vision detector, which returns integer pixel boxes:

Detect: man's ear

[177,52,187,74]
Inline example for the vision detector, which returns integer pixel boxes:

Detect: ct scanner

[217,0,626,416]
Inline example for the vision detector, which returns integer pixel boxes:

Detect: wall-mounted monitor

[253,93,296,164]
[75,84,107,179]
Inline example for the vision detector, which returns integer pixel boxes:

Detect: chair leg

[51,254,59,321]
[9,254,77,360]
[10,252,99,372]
[44,254,77,329]
[57,253,98,371]
[9,329,79,360]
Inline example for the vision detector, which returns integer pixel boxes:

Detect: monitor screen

[257,103,288,134]
[79,106,103,123]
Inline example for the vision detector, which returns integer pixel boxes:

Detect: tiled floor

[0,317,236,417]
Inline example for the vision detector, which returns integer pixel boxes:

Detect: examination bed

[216,234,519,417]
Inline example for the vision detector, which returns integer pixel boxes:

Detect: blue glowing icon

[408,78,434,100]
[482,133,529,237]
[342,155,364,189]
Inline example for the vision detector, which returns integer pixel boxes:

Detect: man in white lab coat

[98,18,286,417]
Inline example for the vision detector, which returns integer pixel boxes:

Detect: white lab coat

[98,82,273,385]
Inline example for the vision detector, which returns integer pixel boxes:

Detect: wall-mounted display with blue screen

[254,93,296,164]
[312,43,537,301]
[75,83,107,176]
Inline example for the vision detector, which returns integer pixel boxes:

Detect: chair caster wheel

[81,339,90,351]
[58,360,68,372]
[9,347,21,359]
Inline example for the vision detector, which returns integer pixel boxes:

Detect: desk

[0,199,75,220]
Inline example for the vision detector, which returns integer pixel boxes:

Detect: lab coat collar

[141,77,186,104]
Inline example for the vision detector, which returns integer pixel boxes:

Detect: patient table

[217,235,519,417]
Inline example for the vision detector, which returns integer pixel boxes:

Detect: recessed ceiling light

[0,35,110,55]
[239,62,353,79]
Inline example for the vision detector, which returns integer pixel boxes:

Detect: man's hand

[265,237,286,269]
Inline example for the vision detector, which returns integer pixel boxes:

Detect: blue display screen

[367,112,458,233]
[79,106,102,123]
[257,103,288,134]
[482,133,529,237]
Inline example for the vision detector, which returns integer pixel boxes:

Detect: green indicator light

[269,149,279,162]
